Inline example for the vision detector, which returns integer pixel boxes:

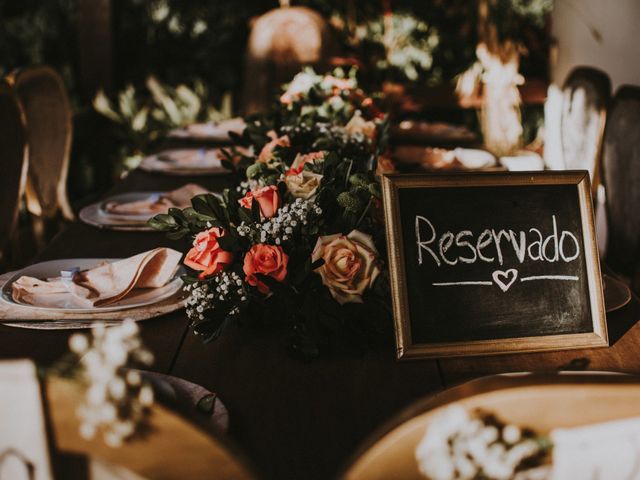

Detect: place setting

[79,183,209,231]
[138,147,234,176]
[0,247,185,329]
[391,145,499,171]
[167,116,246,142]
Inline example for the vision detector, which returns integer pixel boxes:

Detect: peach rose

[243,244,289,294]
[184,227,234,279]
[286,151,326,176]
[312,230,381,305]
[345,110,377,140]
[285,171,323,200]
[238,185,281,219]
[257,135,290,165]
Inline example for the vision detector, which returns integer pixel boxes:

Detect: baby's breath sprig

[184,271,247,323]
[236,198,322,246]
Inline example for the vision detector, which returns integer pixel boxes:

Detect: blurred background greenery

[0,0,552,204]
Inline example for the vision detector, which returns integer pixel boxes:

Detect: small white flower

[69,334,89,354]
[126,370,141,387]
[139,385,154,407]
[108,377,127,400]
[503,424,521,444]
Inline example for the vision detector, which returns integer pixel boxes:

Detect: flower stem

[355,195,373,229]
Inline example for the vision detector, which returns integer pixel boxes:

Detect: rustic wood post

[77,0,113,100]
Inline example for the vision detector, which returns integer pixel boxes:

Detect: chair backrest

[602,85,640,275]
[560,67,611,189]
[341,373,640,480]
[241,6,338,115]
[7,66,73,220]
[0,83,28,254]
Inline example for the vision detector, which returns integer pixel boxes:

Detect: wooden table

[1,166,639,480]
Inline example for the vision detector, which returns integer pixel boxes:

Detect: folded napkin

[12,248,182,309]
[186,117,246,138]
[158,149,221,168]
[104,184,209,216]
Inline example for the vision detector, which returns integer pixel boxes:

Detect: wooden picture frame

[381,171,608,360]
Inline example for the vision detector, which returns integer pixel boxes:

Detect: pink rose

[312,230,381,305]
[286,151,326,176]
[257,135,290,164]
[243,244,289,294]
[238,185,281,219]
[184,227,234,280]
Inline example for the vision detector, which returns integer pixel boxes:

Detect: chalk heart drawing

[492,269,518,292]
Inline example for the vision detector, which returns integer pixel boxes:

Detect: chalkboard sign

[381,171,607,359]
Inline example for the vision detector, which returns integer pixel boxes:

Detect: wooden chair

[601,86,640,291]
[0,83,28,264]
[341,373,640,480]
[6,66,74,222]
[560,67,611,191]
[241,6,338,115]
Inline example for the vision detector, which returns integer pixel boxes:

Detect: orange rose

[238,185,281,219]
[286,151,326,176]
[184,227,234,279]
[376,154,397,176]
[257,135,290,165]
[312,230,381,305]
[243,244,289,294]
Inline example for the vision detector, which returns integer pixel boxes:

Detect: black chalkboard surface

[381,171,608,359]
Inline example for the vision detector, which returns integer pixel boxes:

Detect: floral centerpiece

[151,68,395,359]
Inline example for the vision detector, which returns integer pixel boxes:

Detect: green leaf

[167,227,190,240]
[191,194,226,225]
[238,207,253,224]
[216,232,238,252]
[246,162,266,180]
[251,198,261,222]
[310,258,325,270]
[148,214,178,231]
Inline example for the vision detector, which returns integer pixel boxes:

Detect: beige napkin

[158,149,221,169]
[12,248,182,309]
[186,117,246,137]
[104,184,208,216]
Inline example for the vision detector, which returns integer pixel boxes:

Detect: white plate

[1,259,184,313]
[452,148,497,169]
[139,148,229,176]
